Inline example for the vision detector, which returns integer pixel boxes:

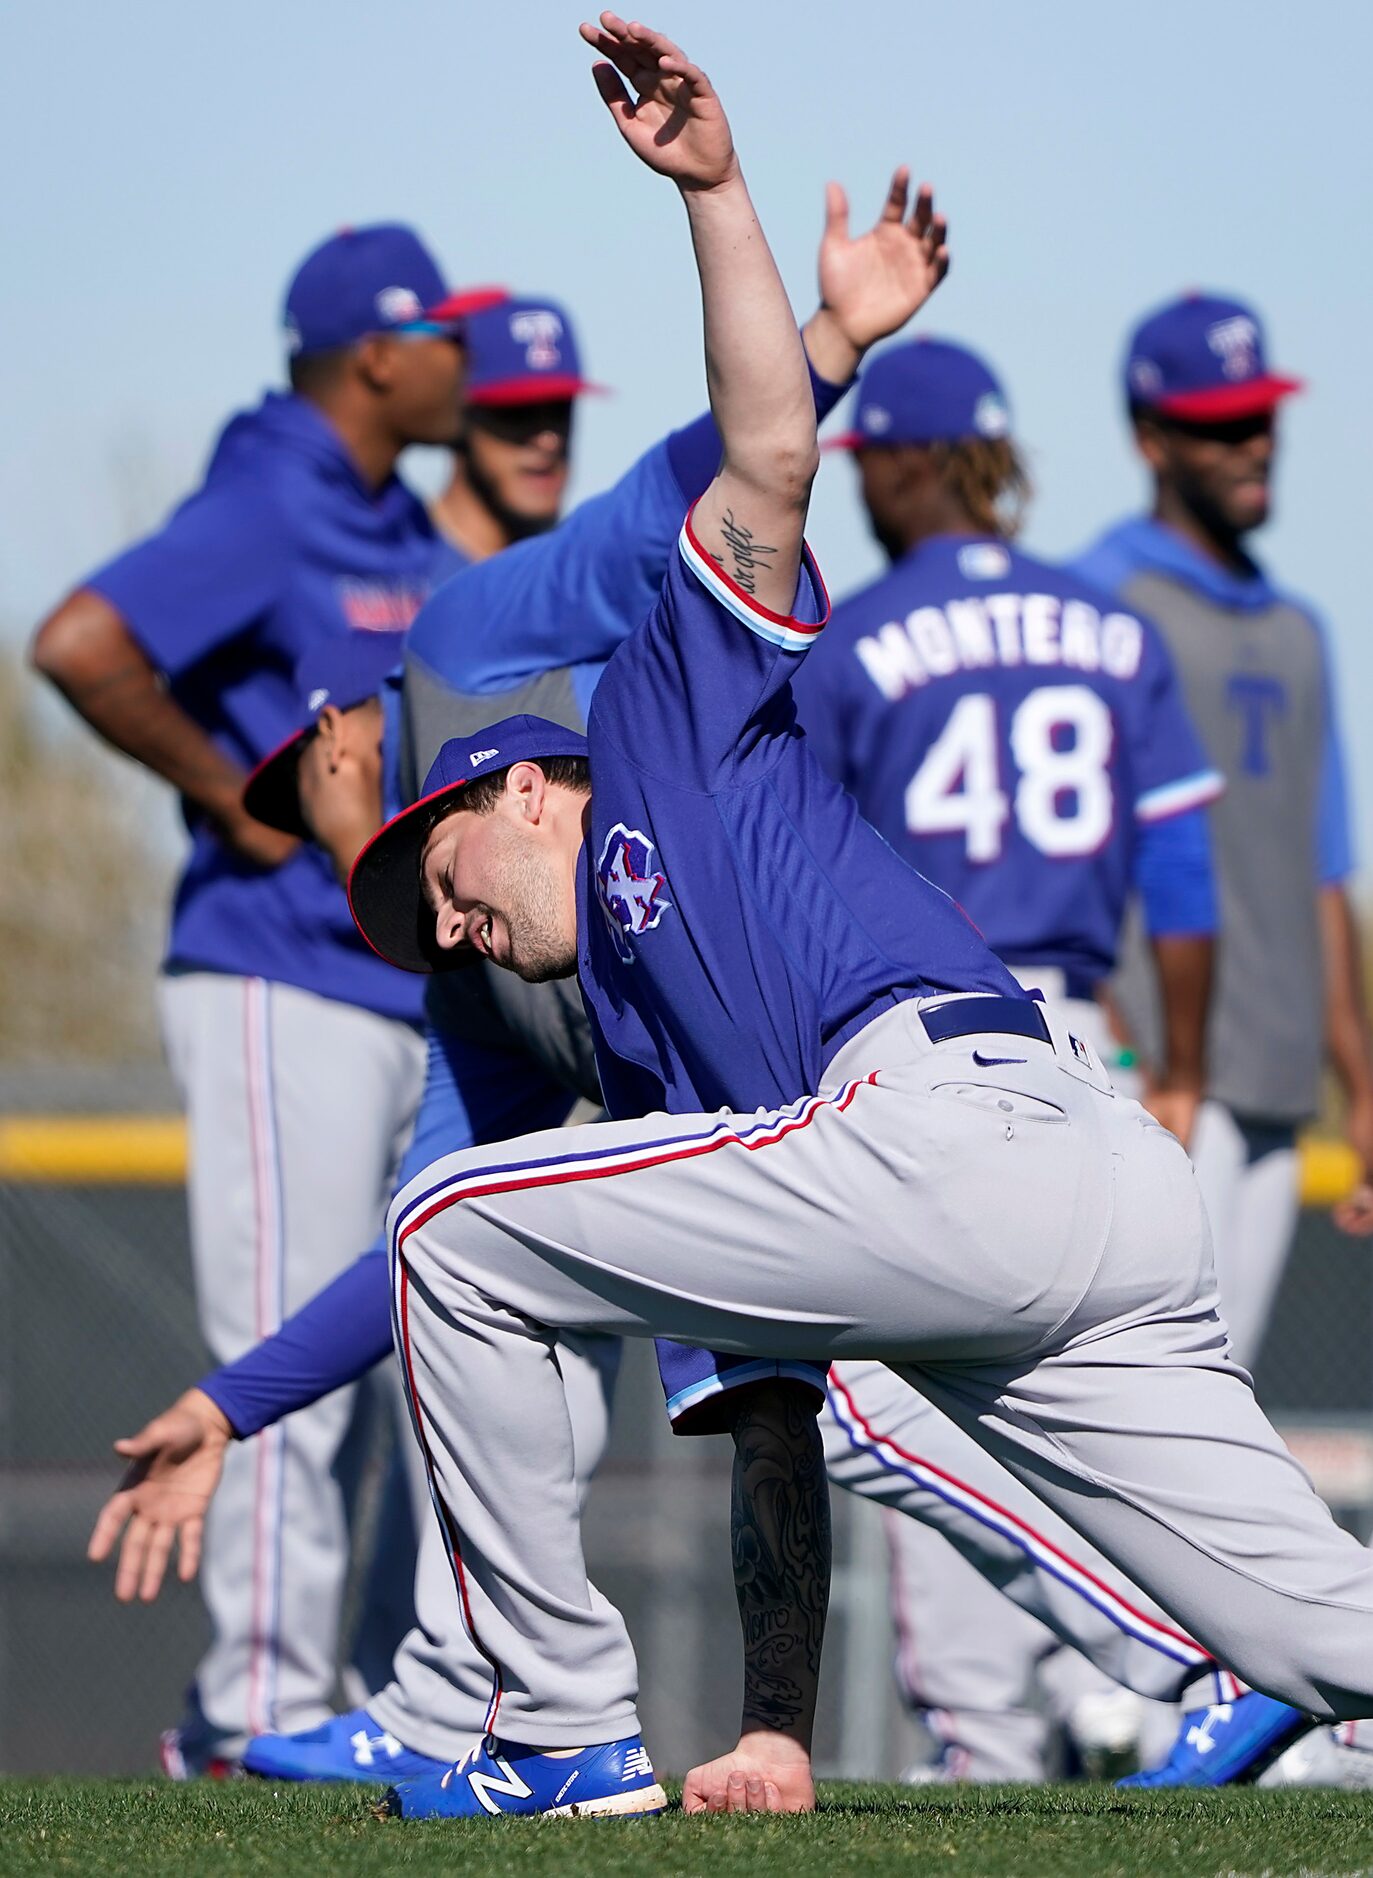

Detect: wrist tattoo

[713,509,777,596]
[730,1385,831,1736]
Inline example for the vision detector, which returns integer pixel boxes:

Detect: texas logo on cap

[1124,292,1304,422]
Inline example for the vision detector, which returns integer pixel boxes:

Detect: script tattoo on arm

[713,509,778,596]
[730,1382,831,1741]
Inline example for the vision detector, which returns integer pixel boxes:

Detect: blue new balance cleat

[1118,1693,1315,1788]
[381,1732,668,1819]
[243,1707,449,1783]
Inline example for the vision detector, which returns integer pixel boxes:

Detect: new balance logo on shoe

[621,1746,654,1781]
[468,1754,535,1815]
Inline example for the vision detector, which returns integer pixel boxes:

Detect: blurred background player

[1073,289,1373,1785]
[790,336,1226,1783]
[29,224,495,1775]
[1078,291,1373,1369]
[431,294,602,567]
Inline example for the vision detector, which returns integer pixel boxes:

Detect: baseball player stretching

[30,226,495,1772]
[88,189,950,1785]
[1074,292,1373,1786]
[333,17,1373,1819]
[787,334,1229,1784]
[89,147,1274,1795]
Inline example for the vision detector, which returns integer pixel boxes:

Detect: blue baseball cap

[283,222,506,358]
[463,294,606,406]
[1125,292,1303,422]
[348,714,589,972]
[243,632,405,836]
[827,338,1011,451]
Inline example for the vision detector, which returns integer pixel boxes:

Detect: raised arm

[583,15,864,615]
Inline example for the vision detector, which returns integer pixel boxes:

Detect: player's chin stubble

[497,839,577,983]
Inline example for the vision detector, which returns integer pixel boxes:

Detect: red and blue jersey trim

[678,504,831,654]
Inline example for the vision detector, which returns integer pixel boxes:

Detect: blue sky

[4,0,1371,862]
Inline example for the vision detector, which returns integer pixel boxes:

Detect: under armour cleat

[243,1707,449,1783]
[380,1732,668,1820]
[1117,1693,1315,1787]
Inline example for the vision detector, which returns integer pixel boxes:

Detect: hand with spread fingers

[579,13,736,190]
[87,1388,234,1603]
[813,169,950,366]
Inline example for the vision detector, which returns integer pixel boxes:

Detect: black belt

[921,996,1051,1046]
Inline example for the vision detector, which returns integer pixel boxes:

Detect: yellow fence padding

[0,1114,1362,1202]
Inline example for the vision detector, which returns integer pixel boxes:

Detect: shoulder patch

[596,823,673,962]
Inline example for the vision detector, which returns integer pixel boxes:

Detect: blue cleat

[243,1707,450,1783]
[381,1732,668,1820]
[1118,1693,1315,1788]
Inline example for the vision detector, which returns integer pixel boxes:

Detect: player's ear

[314,705,348,773]
[353,333,398,394]
[505,761,548,825]
[1132,415,1170,478]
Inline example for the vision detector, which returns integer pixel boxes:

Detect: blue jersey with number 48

[791,535,1223,987]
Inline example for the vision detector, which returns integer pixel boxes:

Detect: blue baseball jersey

[86,392,438,1020]
[790,536,1223,988]
[579,513,1021,1123]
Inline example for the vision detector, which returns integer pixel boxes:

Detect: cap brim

[423,285,510,326]
[347,781,474,974]
[467,375,608,406]
[1152,374,1304,421]
[243,729,314,838]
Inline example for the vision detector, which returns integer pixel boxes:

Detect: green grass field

[3,1780,1372,1877]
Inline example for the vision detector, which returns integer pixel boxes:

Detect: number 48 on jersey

[906,684,1114,862]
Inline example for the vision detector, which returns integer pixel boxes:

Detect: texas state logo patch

[596,823,672,963]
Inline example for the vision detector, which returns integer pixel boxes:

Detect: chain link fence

[4,1083,1372,1778]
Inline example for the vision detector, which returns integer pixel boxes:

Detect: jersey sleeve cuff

[665,1358,829,1436]
[679,505,831,653]
[1134,769,1225,823]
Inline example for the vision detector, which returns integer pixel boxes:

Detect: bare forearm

[1151,934,1213,1090]
[683,174,817,508]
[730,1382,831,1748]
[32,594,245,819]
[1320,885,1373,1104]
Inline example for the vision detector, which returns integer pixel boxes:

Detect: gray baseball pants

[160,971,426,1756]
[390,998,1373,1747]
[846,985,1196,1780]
[1190,1100,1301,1372]
[365,1328,620,1759]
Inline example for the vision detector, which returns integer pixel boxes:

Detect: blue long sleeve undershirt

[1135,803,1217,936]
